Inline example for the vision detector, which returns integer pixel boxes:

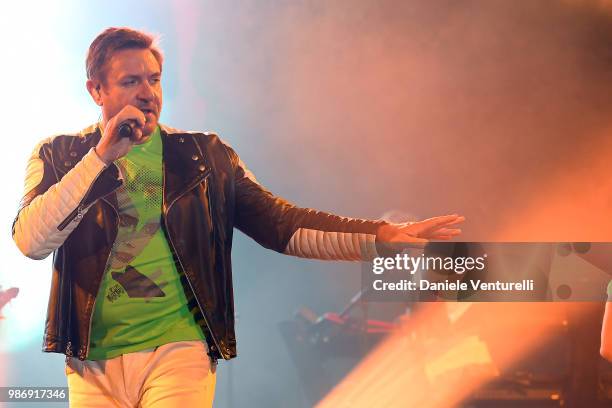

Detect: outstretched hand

[376,214,465,246]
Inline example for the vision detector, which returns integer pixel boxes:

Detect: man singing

[12,27,464,407]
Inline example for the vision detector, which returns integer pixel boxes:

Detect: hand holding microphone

[118,121,136,139]
[95,105,146,165]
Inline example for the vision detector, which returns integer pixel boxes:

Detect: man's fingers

[427,228,462,236]
[401,215,465,236]
[424,215,465,228]
[133,113,146,129]
[413,215,464,229]
[441,217,465,227]
[133,128,144,142]
[386,233,429,244]
[429,234,455,240]
[117,105,146,129]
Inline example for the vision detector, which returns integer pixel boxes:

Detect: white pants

[65,340,217,407]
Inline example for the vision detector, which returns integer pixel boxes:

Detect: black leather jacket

[12,125,384,362]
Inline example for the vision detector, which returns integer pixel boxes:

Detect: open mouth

[141,108,156,117]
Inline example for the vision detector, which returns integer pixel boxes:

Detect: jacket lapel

[161,127,210,213]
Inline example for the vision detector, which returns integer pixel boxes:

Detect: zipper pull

[57,205,85,231]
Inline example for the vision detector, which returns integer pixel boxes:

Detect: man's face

[96,48,162,137]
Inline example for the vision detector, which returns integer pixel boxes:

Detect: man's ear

[86,79,103,106]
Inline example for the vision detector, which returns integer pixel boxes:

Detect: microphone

[118,121,133,138]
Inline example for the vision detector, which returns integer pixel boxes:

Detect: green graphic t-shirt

[89,126,204,360]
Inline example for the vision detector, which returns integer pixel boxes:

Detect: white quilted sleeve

[284,228,379,261]
[12,143,110,260]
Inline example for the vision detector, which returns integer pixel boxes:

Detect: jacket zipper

[57,188,93,231]
[57,162,118,358]
[162,167,225,358]
[79,163,224,358]
[65,340,73,361]
[57,156,117,231]
[82,196,118,360]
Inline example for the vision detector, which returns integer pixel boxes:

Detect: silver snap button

[191,155,199,161]
[198,164,206,172]
[69,151,77,157]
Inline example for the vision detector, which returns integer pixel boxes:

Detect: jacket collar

[52,123,211,216]
[160,126,211,213]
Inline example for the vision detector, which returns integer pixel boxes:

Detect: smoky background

[3,1,612,407]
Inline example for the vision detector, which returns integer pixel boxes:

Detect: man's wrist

[375,222,397,256]
[93,146,111,166]
[375,221,393,242]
